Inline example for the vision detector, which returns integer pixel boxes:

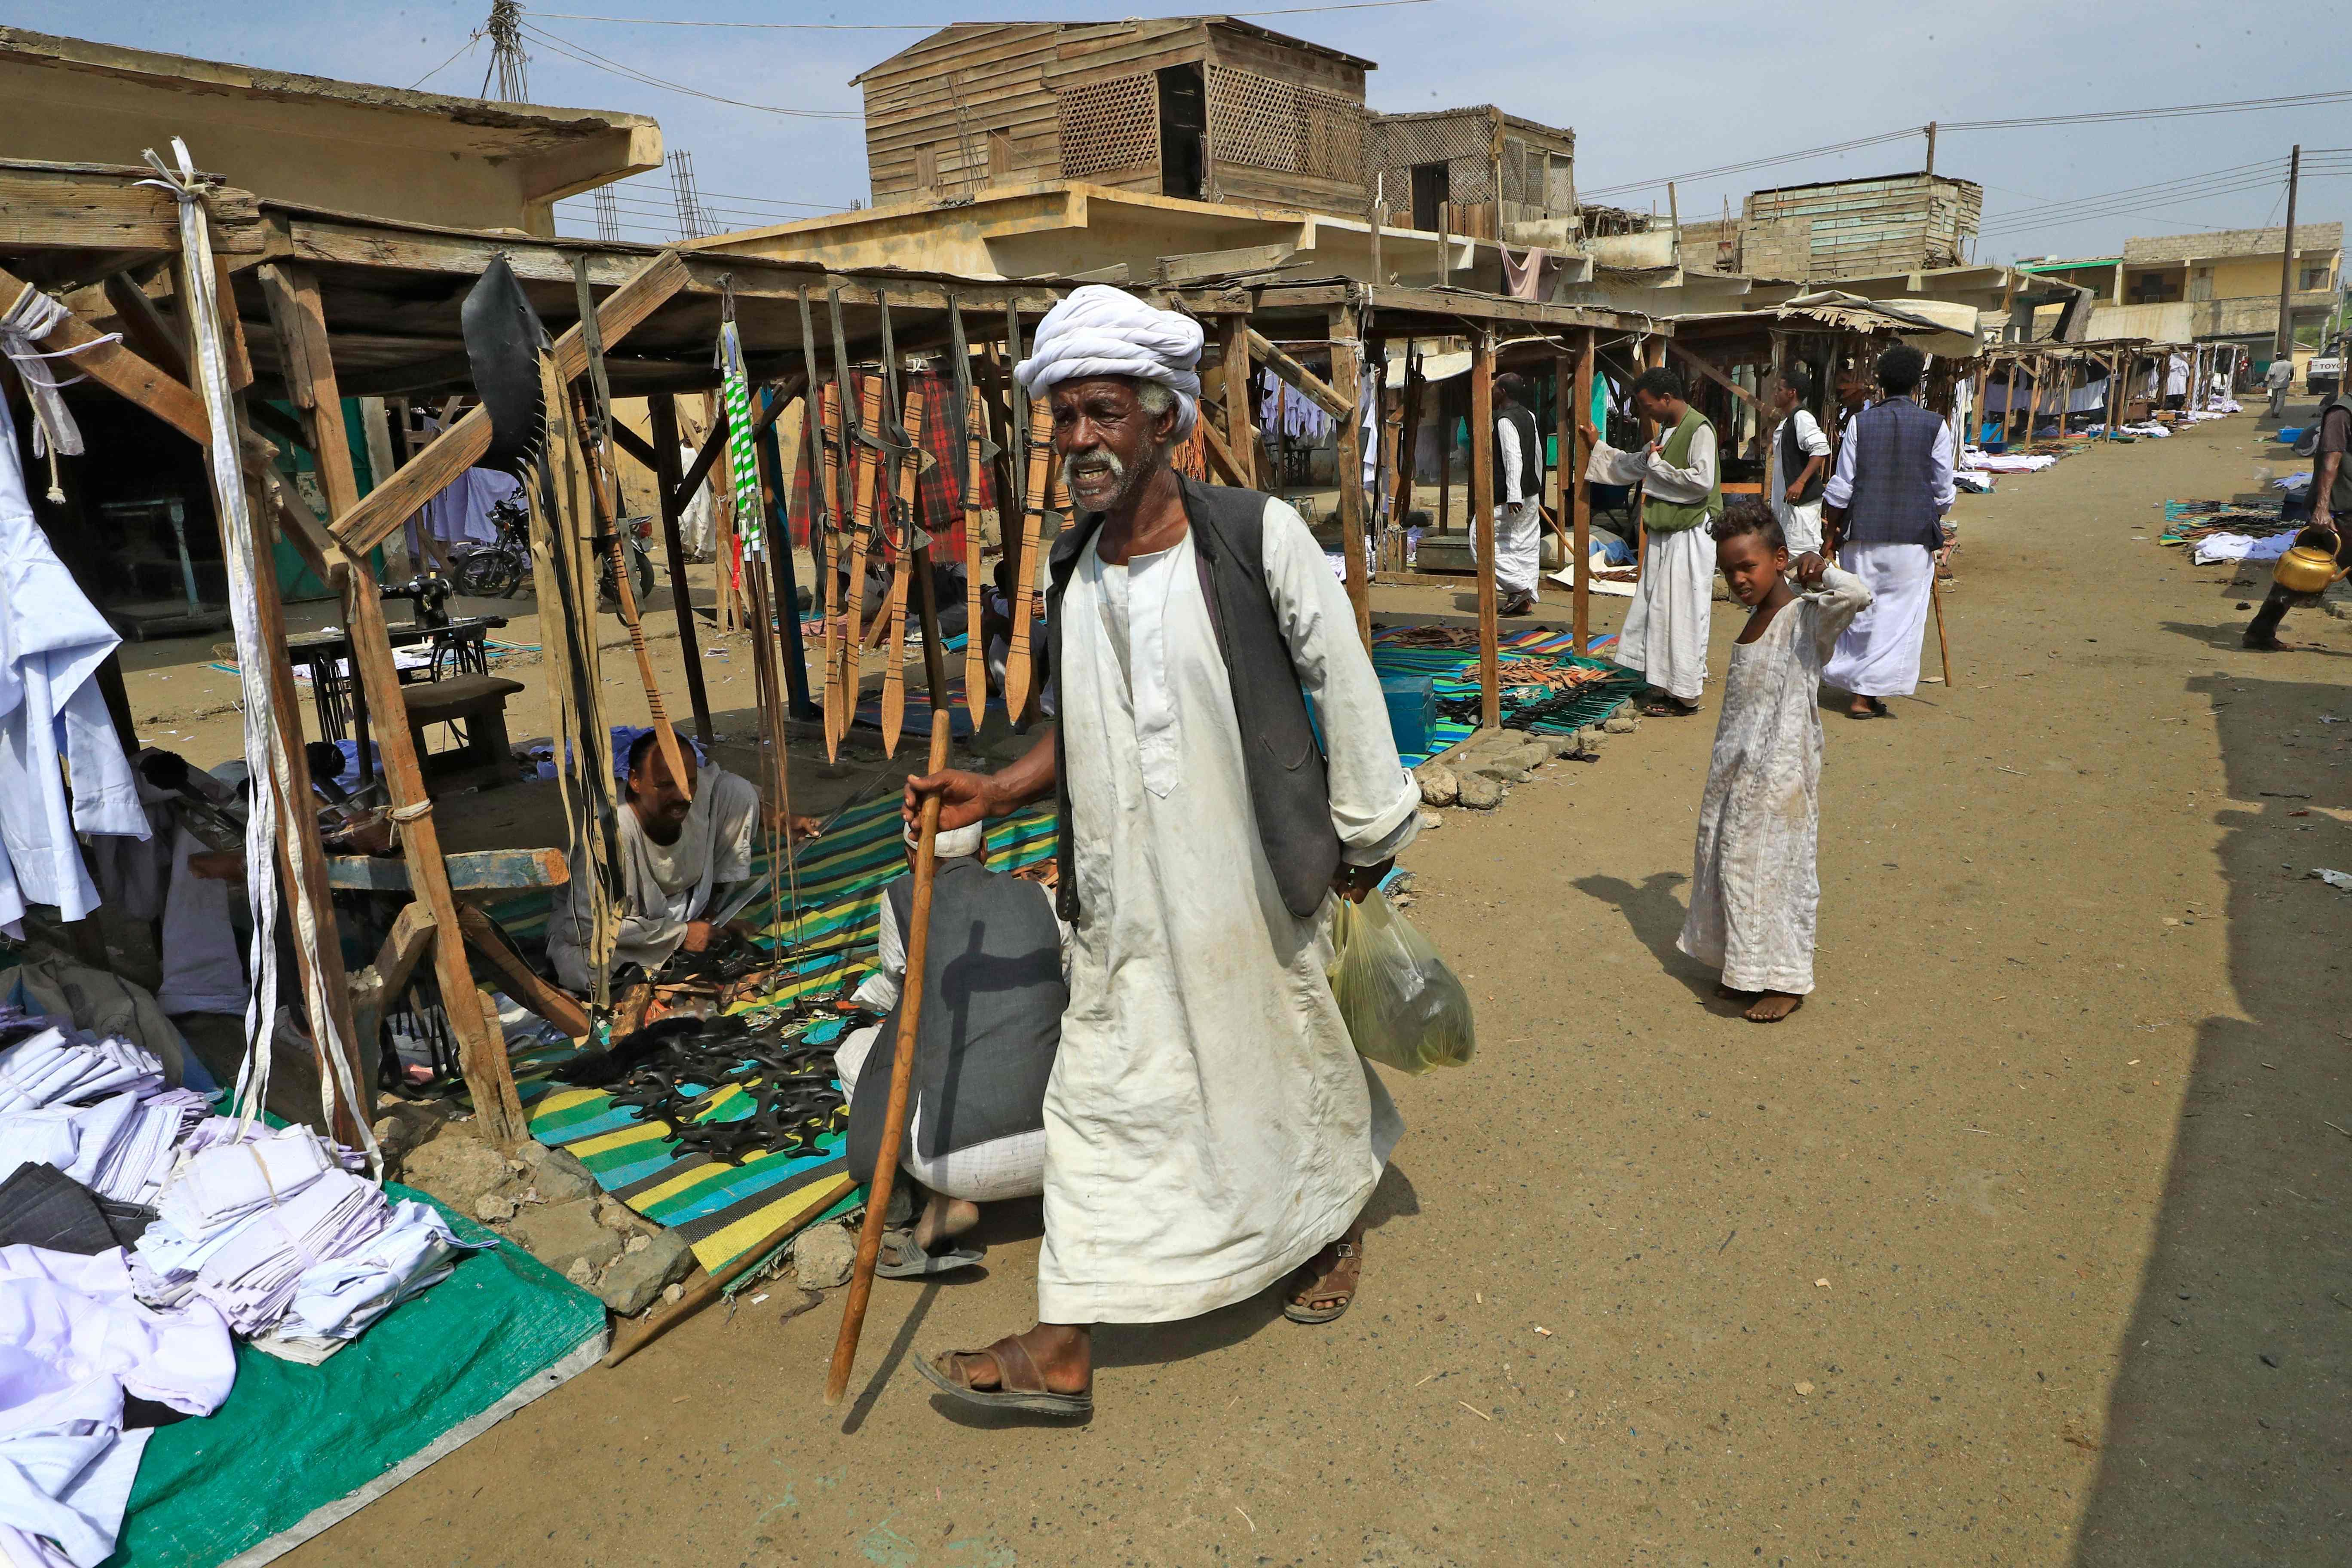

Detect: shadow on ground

[2071,671,2351,1566]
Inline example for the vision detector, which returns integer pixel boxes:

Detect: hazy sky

[16,0,2350,263]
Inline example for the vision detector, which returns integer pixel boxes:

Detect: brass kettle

[2274,524,2349,595]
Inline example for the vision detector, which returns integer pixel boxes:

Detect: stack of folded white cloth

[0,1028,163,1112]
[133,1124,487,1342]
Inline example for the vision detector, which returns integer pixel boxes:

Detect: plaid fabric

[790,371,998,557]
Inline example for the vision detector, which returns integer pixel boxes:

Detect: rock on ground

[596,1227,694,1316]
[400,1131,512,1214]
[1456,773,1506,810]
[518,1143,598,1204]
[1414,762,1459,806]
[508,1198,625,1281]
[791,1222,856,1289]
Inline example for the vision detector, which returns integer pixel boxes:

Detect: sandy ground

[127,407,2349,1565]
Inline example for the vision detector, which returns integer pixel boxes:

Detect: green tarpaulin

[104,1186,605,1568]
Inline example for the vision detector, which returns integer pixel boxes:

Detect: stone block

[596,1227,694,1316]
[508,1198,624,1281]
[526,1146,597,1204]
[791,1222,857,1289]
[1602,714,1639,735]
[1457,773,1506,810]
[400,1132,512,1215]
[1413,762,1459,807]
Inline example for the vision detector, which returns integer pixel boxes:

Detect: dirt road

[255,407,2343,1566]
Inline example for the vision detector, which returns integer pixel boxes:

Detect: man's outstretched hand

[904,769,994,834]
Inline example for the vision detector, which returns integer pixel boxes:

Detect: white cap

[908,821,986,860]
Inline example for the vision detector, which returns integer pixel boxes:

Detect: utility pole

[1924,121,1938,178]
[2275,144,2301,361]
[668,150,710,240]
[482,0,528,103]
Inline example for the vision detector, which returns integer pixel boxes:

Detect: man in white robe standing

[903,285,1420,1416]
[1820,343,1955,720]
[1584,367,1721,716]
[1764,366,1832,557]
[1487,371,1544,615]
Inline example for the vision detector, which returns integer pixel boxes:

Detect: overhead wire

[519,21,863,117]
[409,33,483,90]
[531,0,1432,27]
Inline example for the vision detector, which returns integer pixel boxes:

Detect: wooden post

[250,261,521,1145]
[1636,335,1665,580]
[2000,355,2021,444]
[1385,338,1423,570]
[1570,331,1596,654]
[753,387,817,719]
[649,395,715,745]
[1330,302,1371,648]
[1469,330,1500,728]
[1220,315,1256,489]
[1436,376,1454,536]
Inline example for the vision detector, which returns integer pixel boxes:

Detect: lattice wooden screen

[1206,64,1365,185]
[1057,73,1159,179]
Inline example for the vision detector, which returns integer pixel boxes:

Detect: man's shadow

[1573,870,1726,1005]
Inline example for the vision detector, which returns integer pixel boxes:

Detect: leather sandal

[916,1335,1092,1417]
[1283,1238,1362,1325]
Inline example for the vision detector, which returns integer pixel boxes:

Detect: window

[1157,64,1206,200]
[988,131,1013,181]
[2302,265,2329,291]
[915,146,939,191]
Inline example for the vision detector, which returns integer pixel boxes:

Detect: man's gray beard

[1065,438,1165,514]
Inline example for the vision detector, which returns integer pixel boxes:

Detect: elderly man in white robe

[545,728,762,995]
[902,285,1420,1417]
[1583,366,1721,716]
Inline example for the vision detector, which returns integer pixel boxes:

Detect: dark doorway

[1157,64,1206,200]
[1410,160,1450,232]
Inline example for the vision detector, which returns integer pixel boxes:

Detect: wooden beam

[0,261,208,444]
[260,262,527,1147]
[100,272,189,385]
[1246,328,1351,422]
[1219,315,1257,489]
[325,845,569,894]
[1570,332,1596,655]
[1469,331,1500,728]
[670,376,798,516]
[1666,340,1761,411]
[328,248,691,557]
[456,904,592,1041]
[1194,406,1251,488]
[1330,302,1371,649]
[609,417,660,473]
[649,394,715,744]
[0,164,263,254]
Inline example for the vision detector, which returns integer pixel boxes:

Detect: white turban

[908,821,986,860]
[1015,285,1202,438]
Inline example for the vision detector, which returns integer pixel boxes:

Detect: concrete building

[2065,224,2343,365]
[0,25,658,236]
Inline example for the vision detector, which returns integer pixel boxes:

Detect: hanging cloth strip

[717,294,764,559]
[0,282,123,501]
[137,140,377,1174]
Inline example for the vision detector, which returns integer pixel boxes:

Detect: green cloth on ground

[105,1187,605,1568]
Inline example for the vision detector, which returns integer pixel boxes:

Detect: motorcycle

[451,493,656,611]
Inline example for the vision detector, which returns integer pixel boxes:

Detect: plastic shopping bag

[1326,891,1476,1074]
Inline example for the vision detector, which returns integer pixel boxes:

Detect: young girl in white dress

[1677,499,1872,1023]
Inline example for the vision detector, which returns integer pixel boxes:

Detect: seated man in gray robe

[834,820,1066,1277]
[546,729,763,995]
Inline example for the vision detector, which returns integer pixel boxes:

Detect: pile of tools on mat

[557,1014,845,1165]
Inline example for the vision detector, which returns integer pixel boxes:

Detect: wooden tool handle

[1003,400,1056,721]
[824,711,954,1406]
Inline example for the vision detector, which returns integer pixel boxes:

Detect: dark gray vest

[1838,396,1945,548]
[1044,475,1341,922]
[1491,404,1542,503]
[1776,414,1825,506]
[845,857,1063,1175]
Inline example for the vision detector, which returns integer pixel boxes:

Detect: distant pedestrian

[1584,367,1720,716]
[1487,371,1544,616]
[1820,344,1954,719]
[2244,388,2352,650]
[1679,500,1870,1023]
[1764,366,1831,556]
[2266,355,2295,420]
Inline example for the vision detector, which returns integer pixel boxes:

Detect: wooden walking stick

[1002,399,1056,722]
[825,709,954,1406]
[1929,571,1954,687]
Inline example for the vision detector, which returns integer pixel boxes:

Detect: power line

[531,0,1431,29]
[519,21,864,118]
[1578,129,1919,202]
[409,33,482,90]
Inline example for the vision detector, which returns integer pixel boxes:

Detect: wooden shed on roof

[851,17,1375,213]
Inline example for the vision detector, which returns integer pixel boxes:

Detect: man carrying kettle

[2244,389,2352,650]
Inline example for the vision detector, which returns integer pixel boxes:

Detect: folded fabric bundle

[0,1244,234,1568]
[153,1124,339,1236]
[189,1170,386,1337]
[286,1199,480,1340]
[0,1030,162,1113]
[2192,531,2297,566]
[69,1090,208,1207]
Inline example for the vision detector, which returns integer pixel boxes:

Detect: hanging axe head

[463,254,551,478]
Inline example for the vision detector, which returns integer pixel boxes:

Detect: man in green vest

[1583,367,1721,714]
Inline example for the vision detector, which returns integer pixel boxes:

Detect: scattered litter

[1813,1278,1830,1289]
[749,1292,769,1305]
[1234,1506,1255,1533]
[1534,1326,1553,1337]
[1459,1401,1493,1421]
[2309,869,2352,891]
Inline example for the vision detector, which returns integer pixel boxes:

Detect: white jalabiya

[1678,567,1872,995]
[1590,428,1719,701]
[1822,543,1936,698]
[1766,408,1831,555]
[1482,412,1542,597]
[1042,497,1419,1323]
[545,765,760,993]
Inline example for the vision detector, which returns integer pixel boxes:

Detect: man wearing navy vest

[1820,343,1955,719]
[900,287,1421,1416]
